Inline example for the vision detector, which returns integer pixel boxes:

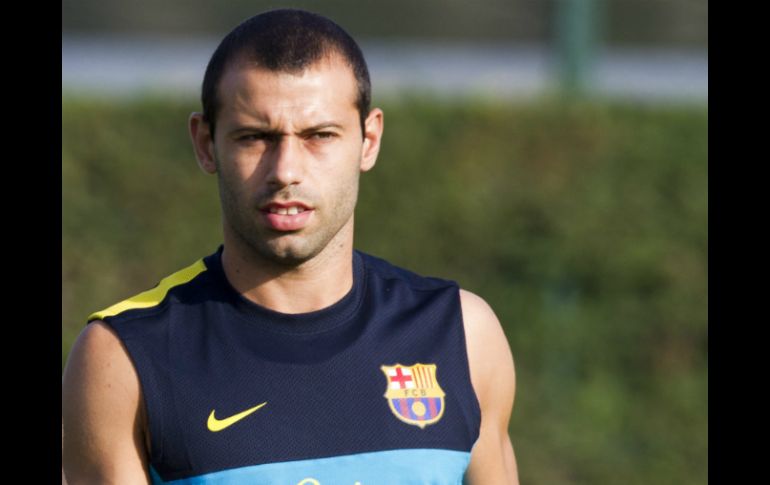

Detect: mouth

[266,205,308,216]
[260,202,314,231]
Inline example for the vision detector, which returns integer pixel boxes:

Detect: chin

[265,252,313,267]
[257,240,321,267]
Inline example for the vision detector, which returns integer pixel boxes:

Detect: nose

[265,135,304,188]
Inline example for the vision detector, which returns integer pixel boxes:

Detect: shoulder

[459,289,499,328]
[459,289,507,352]
[62,320,145,429]
[87,254,211,323]
[62,320,150,480]
[64,320,139,385]
[459,291,521,485]
[459,289,516,417]
[357,251,457,291]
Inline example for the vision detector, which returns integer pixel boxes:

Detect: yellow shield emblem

[380,363,446,429]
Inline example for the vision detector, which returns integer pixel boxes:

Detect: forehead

[216,55,359,127]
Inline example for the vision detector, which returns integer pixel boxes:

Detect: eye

[239,133,266,141]
[237,132,281,144]
[310,132,336,140]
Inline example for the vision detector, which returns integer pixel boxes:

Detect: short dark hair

[201,9,371,138]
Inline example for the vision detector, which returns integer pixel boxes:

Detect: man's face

[206,55,379,266]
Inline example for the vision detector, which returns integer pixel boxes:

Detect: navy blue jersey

[87,245,481,484]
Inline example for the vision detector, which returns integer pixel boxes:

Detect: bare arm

[62,321,151,484]
[460,289,520,484]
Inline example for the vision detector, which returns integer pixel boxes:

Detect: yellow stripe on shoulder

[88,258,208,322]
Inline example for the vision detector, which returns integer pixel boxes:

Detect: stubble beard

[217,168,359,269]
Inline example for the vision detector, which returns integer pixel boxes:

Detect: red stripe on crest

[398,398,410,419]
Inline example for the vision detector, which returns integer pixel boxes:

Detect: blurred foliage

[62,95,707,484]
[63,0,707,47]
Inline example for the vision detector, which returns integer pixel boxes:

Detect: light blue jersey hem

[150,448,471,485]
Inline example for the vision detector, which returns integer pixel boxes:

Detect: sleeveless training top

[87,244,481,484]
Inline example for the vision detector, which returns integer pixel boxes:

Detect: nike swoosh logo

[207,401,267,432]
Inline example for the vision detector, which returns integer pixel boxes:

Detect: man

[62,9,519,484]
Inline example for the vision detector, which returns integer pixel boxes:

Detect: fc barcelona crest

[380,363,445,429]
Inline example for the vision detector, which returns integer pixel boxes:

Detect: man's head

[189,9,383,268]
[201,9,372,139]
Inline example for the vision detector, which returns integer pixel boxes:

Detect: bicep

[460,290,520,484]
[62,321,151,484]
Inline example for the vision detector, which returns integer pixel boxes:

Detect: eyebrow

[298,122,344,134]
[228,121,344,137]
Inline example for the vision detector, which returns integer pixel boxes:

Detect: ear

[360,108,384,173]
[189,112,217,174]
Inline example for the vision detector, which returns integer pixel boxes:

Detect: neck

[220,225,355,314]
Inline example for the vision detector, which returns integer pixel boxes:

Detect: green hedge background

[62,96,707,484]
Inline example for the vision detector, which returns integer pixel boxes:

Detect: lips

[260,202,314,231]
[267,205,307,216]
